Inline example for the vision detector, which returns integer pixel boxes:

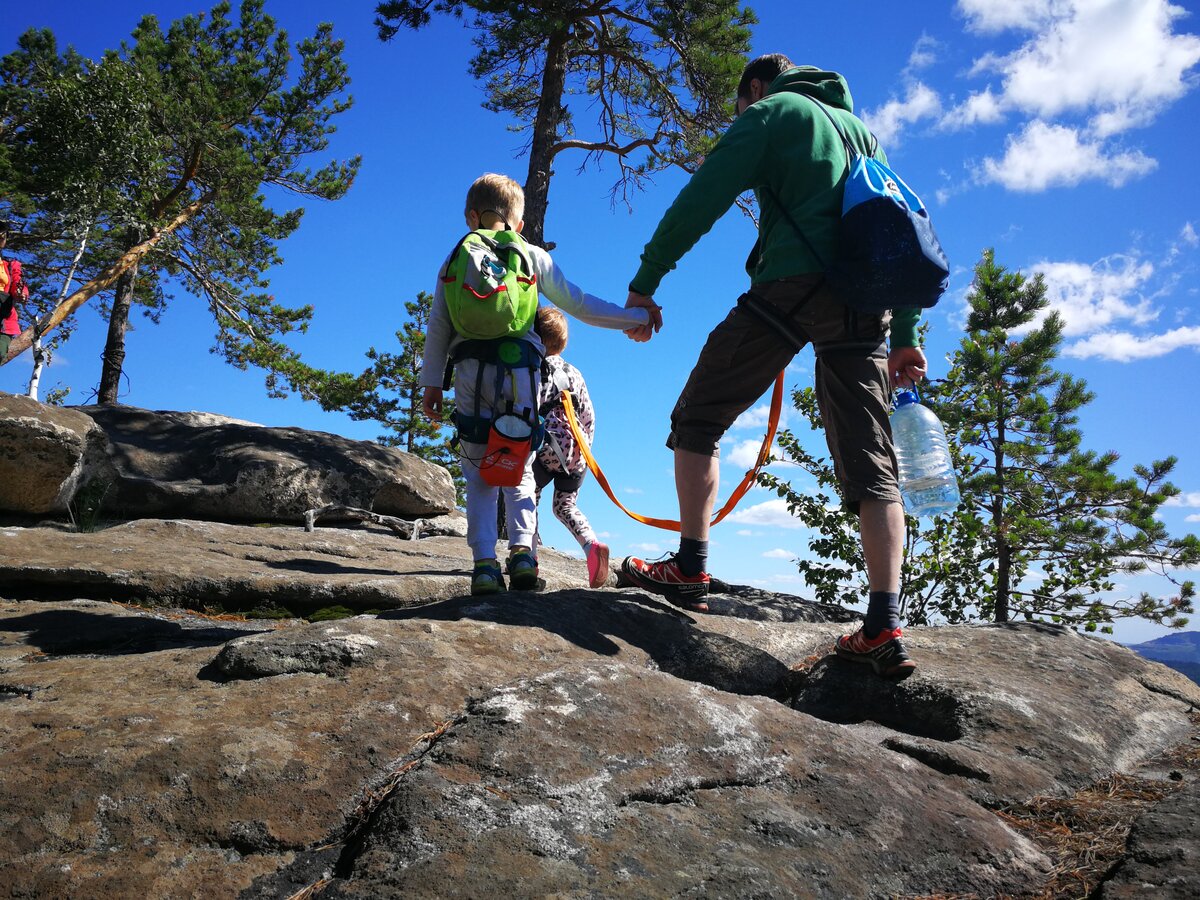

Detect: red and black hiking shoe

[835,626,917,681]
[621,554,710,612]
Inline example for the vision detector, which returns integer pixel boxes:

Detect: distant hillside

[1127,632,1200,685]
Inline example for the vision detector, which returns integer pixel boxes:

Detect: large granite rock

[1,579,1197,898]
[0,518,848,620]
[73,404,456,523]
[0,393,106,515]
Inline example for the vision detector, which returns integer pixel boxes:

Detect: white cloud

[1064,325,1200,361]
[908,34,940,71]
[958,0,1071,33]
[1182,222,1199,247]
[1028,255,1158,336]
[941,88,1006,130]
[980,121,1157,191]
[736,529,758,537]
[762,548,794,559]
[1163,491,1200,507]
[622,486,644,495]
[863,82,942,146]
[723,438,763,470]
[725,498,805,529]
[630,542,664,555]
[1186,514,1200,523]
[959,0,1200,133]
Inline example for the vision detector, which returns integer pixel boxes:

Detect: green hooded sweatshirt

[630,66,920,348]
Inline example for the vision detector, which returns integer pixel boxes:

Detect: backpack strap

[538,362,573,417]
[763,183,828,272]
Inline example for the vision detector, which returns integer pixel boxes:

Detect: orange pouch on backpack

[479,415,533,487]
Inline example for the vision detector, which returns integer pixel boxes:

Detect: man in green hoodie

[621,54,925,680]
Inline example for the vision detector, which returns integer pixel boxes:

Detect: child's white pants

[454,356,539,560]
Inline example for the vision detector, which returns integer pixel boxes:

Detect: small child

[532,307,608,588]
[421,174,647,596]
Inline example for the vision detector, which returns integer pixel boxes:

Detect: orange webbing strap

[559,370,786,532]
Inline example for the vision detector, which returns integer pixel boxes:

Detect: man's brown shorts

[667,274,901,511]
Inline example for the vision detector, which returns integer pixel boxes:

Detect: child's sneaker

[506,549,539,591]
[835,625,916,681]
[621,554,710,612]
[586,541,610,588]
[471,559,505,596]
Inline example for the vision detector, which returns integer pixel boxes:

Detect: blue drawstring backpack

[768,95,949,313]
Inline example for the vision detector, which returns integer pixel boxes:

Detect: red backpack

[1,259,27,326]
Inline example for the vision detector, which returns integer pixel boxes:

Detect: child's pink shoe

[586,541,610,588]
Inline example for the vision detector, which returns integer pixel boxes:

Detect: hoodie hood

[767,66,854,113]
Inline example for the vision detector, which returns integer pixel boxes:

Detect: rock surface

[2,399,1198,897]
[76,404,457,522]
[1096,778,1200,898]
[2,553,1198,897]
[0,393,106,515]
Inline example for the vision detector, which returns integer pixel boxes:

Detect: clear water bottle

[890,389,960,516]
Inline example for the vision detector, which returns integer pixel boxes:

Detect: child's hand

[624,291,661,343]
[422,386,444,421]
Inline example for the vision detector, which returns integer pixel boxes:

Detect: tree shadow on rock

[380,589,794,700]
[0,608,265,656]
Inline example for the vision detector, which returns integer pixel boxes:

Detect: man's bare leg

[676,447,720,543]
[619,447,715,609]
[836,497,916,679]
[859,498,903,592]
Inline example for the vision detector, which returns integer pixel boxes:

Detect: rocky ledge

[1,518,1198,898]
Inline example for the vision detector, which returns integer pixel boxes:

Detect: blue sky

[3,1,1199,645]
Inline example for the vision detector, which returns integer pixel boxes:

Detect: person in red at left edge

[0,221,29,361]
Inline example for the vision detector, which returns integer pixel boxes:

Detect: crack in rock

[618,775,779,807]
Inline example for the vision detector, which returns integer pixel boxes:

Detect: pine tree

[345,291,465,505]
[375,0,754,246]
[932,250,1196,630]
[763,250,1197,634]
[1,2,367,411]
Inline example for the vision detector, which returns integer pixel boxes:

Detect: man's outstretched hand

[624,291,662,343]
[888,346,928,388]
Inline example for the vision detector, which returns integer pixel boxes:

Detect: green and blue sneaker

[471,559,505,596]
[506,548,539,591]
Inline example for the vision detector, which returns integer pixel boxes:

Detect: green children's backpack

[440,229,539,340]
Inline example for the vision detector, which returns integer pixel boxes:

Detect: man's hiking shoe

[621,554,710,612]
[471,560,505,596]
[506,550,539,591]
[586,541,610,589]
[835,626,916,681]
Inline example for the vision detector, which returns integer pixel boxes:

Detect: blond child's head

[535,306,568,357]
[465,173,525,232]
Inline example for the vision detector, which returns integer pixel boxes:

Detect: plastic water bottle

[890,390,960,516]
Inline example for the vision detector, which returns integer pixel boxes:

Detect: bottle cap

[895,389,919,407]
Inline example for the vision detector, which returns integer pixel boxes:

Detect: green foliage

[68,478,112,533]
[765,249,1198,633]
[375,0,754,242]
[340,291,465,505]
[931,249,1198,630]
[0,1,363,403]
[308,605,357,621]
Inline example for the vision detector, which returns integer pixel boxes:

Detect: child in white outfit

[421,173,648,595]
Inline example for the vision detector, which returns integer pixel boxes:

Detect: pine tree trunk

[98,229,141,405]
[28,229,90,401]
[993,418,1010,622]
[522,29,569,249]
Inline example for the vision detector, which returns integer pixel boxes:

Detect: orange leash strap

[559,370,785,532]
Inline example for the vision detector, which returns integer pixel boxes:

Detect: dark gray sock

[677,538,708,577]
[864,591,900,639]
